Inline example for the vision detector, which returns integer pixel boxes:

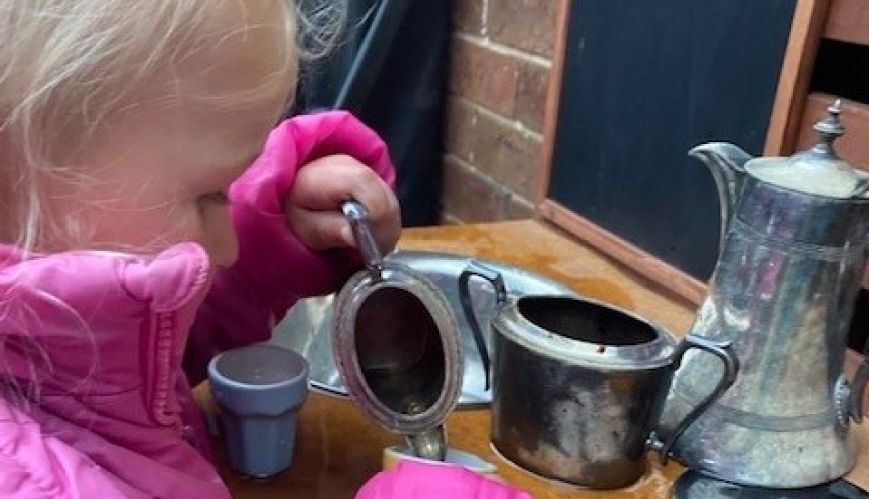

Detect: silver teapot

[332,202,464,461]
[659,100,869,488]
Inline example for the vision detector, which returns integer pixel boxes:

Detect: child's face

[45,0,295,267]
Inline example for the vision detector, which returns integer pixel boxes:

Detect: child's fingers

[287,154,401,253]
[286,207,355,250]
[289,155,392,215]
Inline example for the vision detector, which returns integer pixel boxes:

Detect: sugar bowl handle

[647,335,739,464]
[458,261,507,391]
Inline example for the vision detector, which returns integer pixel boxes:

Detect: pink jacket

[0,112,395,498]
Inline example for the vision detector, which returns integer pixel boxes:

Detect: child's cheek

[197,200,238,268]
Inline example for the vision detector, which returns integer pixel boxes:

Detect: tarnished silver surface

[329,201,460,462]
[487,296,737,490]
[331,262,461,439]
[406,425,448,462]
[660,104,869,488]
[671,470,869,499]
[271,251,575,407]
[342,201,385,274]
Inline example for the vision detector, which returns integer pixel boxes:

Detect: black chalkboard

[547,0,796,280]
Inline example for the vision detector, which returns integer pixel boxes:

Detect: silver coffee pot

[659,100,869,488]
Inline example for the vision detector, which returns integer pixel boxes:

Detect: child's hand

[286,154,401,254]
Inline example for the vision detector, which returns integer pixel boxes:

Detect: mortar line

[450,95,545,142]
[455,32,552,68]
[443,152,534,206]
[482,0,489,36]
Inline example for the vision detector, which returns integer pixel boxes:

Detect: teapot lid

[745,99,869,199]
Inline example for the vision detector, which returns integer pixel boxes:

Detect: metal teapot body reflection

[659,101,869,488]
[332,202,464,462]
[460,264,738,489]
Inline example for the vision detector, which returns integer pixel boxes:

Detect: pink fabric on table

[0,111,395,498]
[356,461,533,499]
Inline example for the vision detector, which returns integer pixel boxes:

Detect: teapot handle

[852,176,869,198]
[458,261,507,391]
[647,335,739,464]
[341,201,384,277]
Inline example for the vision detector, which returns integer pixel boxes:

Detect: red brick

[448,37,519,118]
[444,98,474,160]
[442,155,508,222]
[502,193,535,219]
[448,37,550,133]
[514,60,550,133]
[453,0,484,35]
[442,155,535,222]
[444,98,541,200]
[488,0,558,57]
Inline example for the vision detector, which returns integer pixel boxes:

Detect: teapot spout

[689,142,752,248]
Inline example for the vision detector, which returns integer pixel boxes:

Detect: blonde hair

[0,0,345,251]
[0,0,346,413]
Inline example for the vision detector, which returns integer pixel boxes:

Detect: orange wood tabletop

[201,220,869,498]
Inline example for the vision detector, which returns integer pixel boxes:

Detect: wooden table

[208,220,869,498]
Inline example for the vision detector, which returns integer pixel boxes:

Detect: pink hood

[0,111,395,498]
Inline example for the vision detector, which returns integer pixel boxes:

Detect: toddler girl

[0,0,400,497]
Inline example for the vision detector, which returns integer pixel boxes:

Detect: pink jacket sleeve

[185,111,396,383]
[355,461,532,499]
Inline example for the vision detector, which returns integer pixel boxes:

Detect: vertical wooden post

[535,0,571,205]
[763,0,830,155]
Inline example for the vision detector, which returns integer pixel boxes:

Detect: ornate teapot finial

[812,99,845,158]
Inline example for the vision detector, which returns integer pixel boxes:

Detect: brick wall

[441,0,558,223]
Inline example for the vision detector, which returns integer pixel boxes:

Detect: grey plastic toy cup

[208,343,309,478]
